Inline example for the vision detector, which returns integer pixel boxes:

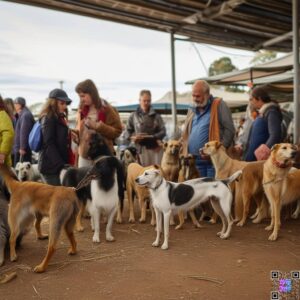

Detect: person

[38,89,73,185]
[3,98,16,125]
[181,80,235,177]
[13,97,35,166]
[124,89,166,166]
[0,95,14,166]
[75,79,122,167]
[244,86,283,161]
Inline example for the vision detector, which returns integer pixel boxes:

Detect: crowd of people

[0,79,290,184]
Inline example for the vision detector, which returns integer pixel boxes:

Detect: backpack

[28,121,42,152]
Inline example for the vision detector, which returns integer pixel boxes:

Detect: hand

[131,134,144,143]
[19,149,26,156]
[84,118,98,130]
[71,129,79,144]
[0,153,5,164]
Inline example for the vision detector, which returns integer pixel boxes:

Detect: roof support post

[170,31,177,137]
[293,0,299,144]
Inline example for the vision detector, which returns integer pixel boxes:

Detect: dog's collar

[272,157,292,169]
[151,178,164,190]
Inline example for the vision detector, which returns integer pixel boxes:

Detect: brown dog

[0,165,79,273]
[176,155,202,230]
[202,141,268,225]
[263,143,300,241]
[161,140,181,181]
[126,163,156,225]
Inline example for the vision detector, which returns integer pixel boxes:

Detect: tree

[250,50,277,65]
[208,57,237,76]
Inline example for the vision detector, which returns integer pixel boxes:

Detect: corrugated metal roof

[6,0,296,52]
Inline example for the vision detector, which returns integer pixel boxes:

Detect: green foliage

[208,57,237,76]
[250,50,277,65]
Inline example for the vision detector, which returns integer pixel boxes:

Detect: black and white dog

[136,166,242,250]
[61,133,125,243]
[15,162,42,182]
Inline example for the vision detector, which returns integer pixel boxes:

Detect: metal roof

[6,0,297,52]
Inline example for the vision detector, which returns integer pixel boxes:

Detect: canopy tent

[185,52,294,85]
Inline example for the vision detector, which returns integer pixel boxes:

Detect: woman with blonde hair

[75,79,122,167]
[38,89,73,185]
[0,95,14,166]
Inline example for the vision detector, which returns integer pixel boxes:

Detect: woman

[244,86,283,161]
[0,95,14,166]
[38,89,73,185]
[75,79,122,167]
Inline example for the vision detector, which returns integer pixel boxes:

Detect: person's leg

[139,147,151,167]
[41,174,61,186]
[206,164,215,178]
[195,156,208,178]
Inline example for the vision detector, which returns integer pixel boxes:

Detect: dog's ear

[163,142,169,150]
[26,162,31,170]
[216,141,223,149]
[271,144,280,152]
[153,164,160,169]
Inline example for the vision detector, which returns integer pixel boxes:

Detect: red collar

[272,157,291,169]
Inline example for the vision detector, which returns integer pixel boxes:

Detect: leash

[72,156,109,191]
[263,177,284,186]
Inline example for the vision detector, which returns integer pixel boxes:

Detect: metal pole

[170,32,177,137]
[293,0,299,144]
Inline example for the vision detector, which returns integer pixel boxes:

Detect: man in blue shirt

[181,80,235,177]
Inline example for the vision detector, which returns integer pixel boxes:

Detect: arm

[0,112,14,160]
[265,110,282,148]
[19,112,33,151]
[218,101,235,148]
[123,112,135,141]
[153,114,166,140]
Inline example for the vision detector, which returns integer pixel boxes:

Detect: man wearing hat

[13,97,35,166]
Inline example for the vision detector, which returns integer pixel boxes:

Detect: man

[125,90,166,166]
[13,97,35,166]
[181,80,235,177]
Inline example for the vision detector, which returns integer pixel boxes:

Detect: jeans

[195,155,215,178]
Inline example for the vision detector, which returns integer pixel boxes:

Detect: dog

[120,146,138,186]
[176,154,202,230]
[136,166,241,250]
[0,165,79,273]
[61,132,124,231]
[61,134,124,243]
[15,161,42,182]
[126,162,156,225]
[202,141,268,225]
[263,143,300,241]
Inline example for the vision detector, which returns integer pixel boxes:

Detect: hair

[251,86,271,103]
[3,98,15,119]
[75,79,102,109]
[139,89,152,99]
[39,98,60,118]
[192,80,210,95]
[0,94,5,111]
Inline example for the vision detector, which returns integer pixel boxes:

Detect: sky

[0,1,255,108]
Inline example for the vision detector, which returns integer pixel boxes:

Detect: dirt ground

[0,207,300,300]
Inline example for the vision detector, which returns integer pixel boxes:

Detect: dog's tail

[221,170,242,185]
[0,165,20,194]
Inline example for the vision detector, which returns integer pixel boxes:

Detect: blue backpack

[28,121,42,152]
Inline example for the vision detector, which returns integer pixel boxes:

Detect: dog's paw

[209,218,217,224]
[68,248,77,255]
[265,225,273,231]
[76,225,85,232]
[195,222,203,228]
[0,259,4,267]
[236,220,245,227]
[152,241,160,247]
[291,212,299,219]
[216,231,222,237]
[150,220,156,226]
[268,232,278,241]
[92,235,100,243]
[161,243,168,250]
[34,264,46,273]
[128,218,135,224]
[220,233,229,239]
[175,224,183,230]
[252,217,262,224]
[10,254,18,262]
[115,217,123,224]
[37,234,48,240]
[106,235,115,242]
[139,218,146,223]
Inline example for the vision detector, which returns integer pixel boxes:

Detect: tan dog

[161,140,181,181]
[0,165,79,273]
[202,141,268,225]
[176,155,202,230]
[263,143,300,241]
[126,163,156,225]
